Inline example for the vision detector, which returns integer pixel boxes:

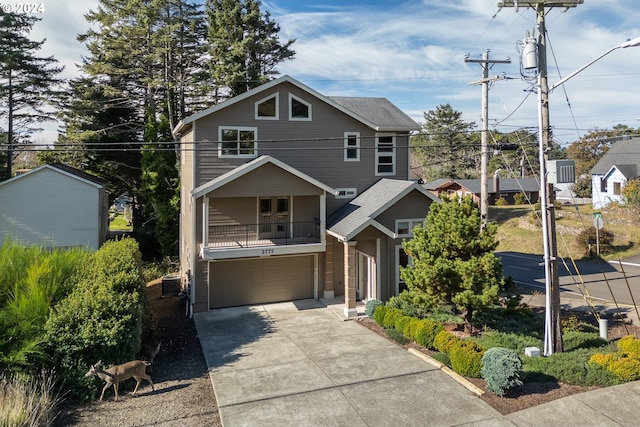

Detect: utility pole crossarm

[497,1,583,7]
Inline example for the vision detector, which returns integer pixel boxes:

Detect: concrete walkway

[195,299,640,427]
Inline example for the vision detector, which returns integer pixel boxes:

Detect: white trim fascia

[0,164,104,189]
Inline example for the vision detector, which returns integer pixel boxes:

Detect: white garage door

[209,254,316,308]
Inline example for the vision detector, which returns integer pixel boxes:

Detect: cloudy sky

[13,0,640,146]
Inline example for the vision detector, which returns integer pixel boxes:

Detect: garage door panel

[210,255,315,308]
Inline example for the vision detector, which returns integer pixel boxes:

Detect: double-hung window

[344,132,360,161]
[375,134,395,175]
[218,127,257,158]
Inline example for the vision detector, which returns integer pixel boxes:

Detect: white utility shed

[0,164,109,250]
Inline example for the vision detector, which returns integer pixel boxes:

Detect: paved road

[498,252,640,306]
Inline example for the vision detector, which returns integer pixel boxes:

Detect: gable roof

[173,75,419,136]
[327,179,439,241]
[0,164,106,189]
[191,155,336,199]
[423,177,541,194]
[605,164,640,180]
[591,137,640,175]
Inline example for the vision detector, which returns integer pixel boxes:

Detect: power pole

[498,0,583,354]
[466,51,511,227]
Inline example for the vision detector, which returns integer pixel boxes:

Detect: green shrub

[472,331,542,354]
[382,307,403,329]
[513,192,526,205]
[481,347,523,396]
[373,305,387,326]
[43,238,150,401]
[562,331,607,351]
[526,346,619,386]
[394,315,413,335]
[495,197,508,206]
[414,319,444,349]
[450,341,485,378]
[576,227,614,257]
[386,291,431,318]
[365,299,382,318]
[402,318,422,341]
[433,330,461,353]
[384,328,409,345]
[617,335,640,356]
[431,352,450,367]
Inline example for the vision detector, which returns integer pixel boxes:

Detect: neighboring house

[174,75,439,317]
[0,164,109,250]
[590,137,640,209]
[423,175,541,205]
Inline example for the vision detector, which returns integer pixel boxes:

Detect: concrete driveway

[194,299,509,427]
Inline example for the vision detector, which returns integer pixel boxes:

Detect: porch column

[324,236,334,299]
[343,241,357,318]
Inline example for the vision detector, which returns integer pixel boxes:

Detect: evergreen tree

[206,0,295,98]
[0,10,63,179]
[411,104,476,182]
[401,195,506,332]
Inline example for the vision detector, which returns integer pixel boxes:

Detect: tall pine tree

[206,0,295,98]
[0,10,63,179]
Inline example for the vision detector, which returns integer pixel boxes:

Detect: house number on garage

[261,248,274,256]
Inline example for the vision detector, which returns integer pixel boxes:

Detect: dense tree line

[1,1,295,258]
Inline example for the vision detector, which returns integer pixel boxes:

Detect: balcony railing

[206,220,321,250]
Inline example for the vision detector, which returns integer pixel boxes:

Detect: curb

[408,348,485,396]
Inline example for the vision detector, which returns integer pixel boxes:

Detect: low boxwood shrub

[402,318,422,341]
[433,330,461,353]
[383,307,403,329]
[481,347,523,396]
[373,305,387,326]
[365,299,382,318]
[450,341,485,378]
[394,316,414,336]
[414,319,444,349]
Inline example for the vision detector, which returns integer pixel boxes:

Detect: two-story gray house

[173,75,438,317]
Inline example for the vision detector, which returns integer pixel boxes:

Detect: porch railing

[206,220,320,249]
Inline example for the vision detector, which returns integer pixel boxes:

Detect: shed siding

[0,168,102,249]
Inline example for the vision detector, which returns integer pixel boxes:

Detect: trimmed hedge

[383,307,403,329]
[414,319,444,349]
[450,341,485,378]
[433,330,461,353]
[373,305,387,326]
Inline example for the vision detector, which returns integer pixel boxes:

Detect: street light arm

[549,36,640,92]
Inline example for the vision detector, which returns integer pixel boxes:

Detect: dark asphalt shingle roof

[591,138,640,176]
[423,177,540,193]
[328,178,438,240]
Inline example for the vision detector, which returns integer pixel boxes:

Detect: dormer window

[255,93,279,120]
[289,93,311,121]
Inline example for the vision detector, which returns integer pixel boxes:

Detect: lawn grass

[491,204,640,261]
[109,213,133,231]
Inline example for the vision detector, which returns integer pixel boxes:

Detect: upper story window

[396,219,423,238]
[289,93,312,121]
[344,132,360,161]
[376,134,395,176]
[255,93,279,120]
[219,127,257,158]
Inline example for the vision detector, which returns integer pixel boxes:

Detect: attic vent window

[255,93,279,120]
[289,93,311,121]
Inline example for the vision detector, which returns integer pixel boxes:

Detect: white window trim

[255,93,279,120]
[335,188,357,199]
[395,218,424,238]
[375,133,396,176]
[218,126,258,158]
[289,93,312,121]
[344,132,360,162]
